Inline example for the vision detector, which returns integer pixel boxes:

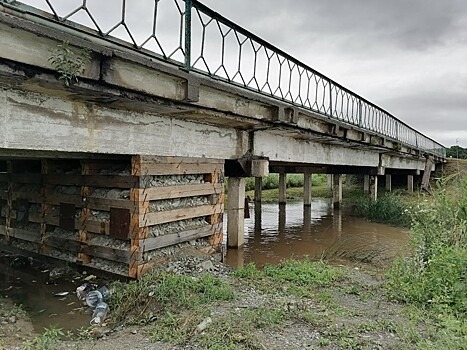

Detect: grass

[349,192,412,227]
[23,326,64,350]
[109,271,234,324]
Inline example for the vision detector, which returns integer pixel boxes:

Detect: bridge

[0,0,446,277]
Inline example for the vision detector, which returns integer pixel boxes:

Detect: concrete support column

[407,175,414,193]
[332,174,343,209]
[363,174,370,194]
[279,173,287,204]
[254,177,262,202]
[369,175,378,201]
[327,174,333,190]
[227,177,246,248]
[303,172,312,206]
[385,174,392,192]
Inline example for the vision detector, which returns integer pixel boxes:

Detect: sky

[199,0,467,148]
[22,0,467,147]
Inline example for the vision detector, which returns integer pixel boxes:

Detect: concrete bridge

[0,1,446,275]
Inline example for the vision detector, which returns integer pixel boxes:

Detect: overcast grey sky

[24,0,467,147]
[200,0,467,147]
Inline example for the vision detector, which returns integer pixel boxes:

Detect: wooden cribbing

[139,203,223,227]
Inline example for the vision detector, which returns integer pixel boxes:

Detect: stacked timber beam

[0,156,224,278]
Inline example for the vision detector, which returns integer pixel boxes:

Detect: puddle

[0,254,108,332]
[225,199,409,268]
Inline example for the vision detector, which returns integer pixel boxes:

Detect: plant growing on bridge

[48,41,90,87]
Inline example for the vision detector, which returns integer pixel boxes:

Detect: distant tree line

[446,145,467,159]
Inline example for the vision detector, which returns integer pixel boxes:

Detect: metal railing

[1,0,446,157]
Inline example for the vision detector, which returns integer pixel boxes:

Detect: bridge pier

[385,174,392,192]
[363,174,370,194]
[304,172,312,206]
[227,177,246,248]
[407,175,414,193]
[279,173,287,204]
[254,177,262,203]
[332,174,343,209]
[327,174,333,190]
[369,175,378,200]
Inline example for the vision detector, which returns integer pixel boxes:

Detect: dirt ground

[0,252,441,350]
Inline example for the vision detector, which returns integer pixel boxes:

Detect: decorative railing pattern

[0,0,446,157]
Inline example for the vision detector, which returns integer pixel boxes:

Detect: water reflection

[225,199,408,268]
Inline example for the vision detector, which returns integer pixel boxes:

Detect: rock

[8,315,16,324]
[196,317,212,332]
[197,260,215,272]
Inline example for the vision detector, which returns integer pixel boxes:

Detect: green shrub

[386,176,467,316]
[351,193,411,227]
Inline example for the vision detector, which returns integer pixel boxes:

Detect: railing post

[328,79,333,117]
[358,100,362,127]
[184,0,192,71]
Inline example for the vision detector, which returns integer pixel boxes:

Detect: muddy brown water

[1,198,408,333]
[225,199,409,268]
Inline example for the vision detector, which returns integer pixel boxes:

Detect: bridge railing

[1,0,446,158]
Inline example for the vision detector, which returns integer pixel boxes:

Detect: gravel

[141,174,204,188]
[90,189,130,200]
[149,196,209,212]
[148,218,208,237]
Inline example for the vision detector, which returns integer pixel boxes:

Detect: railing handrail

[0,0,446,157]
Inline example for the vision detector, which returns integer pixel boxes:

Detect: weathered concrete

[227,177,245,248]
[407,175,414,193]
[364,175,370,194]
[333,174,343,209]
[304,173,312,206]
[254,177,262,203]
[370,175,378,200]
[279,173,287,204]
[385,175,392,192]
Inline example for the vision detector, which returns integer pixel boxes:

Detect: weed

[110,271,234,324]
[350,192,411,227]
[48,41,90,87]
[23,326,64,350]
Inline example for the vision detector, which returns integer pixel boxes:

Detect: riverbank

[1,252,464,350]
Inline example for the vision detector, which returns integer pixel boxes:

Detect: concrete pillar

[227,177,245,248]
[332,174,343,209]
[279,173,286,204]
[303,205,311,231]
[385,174,392,192]
[303,172,312,206]
[279,203,286,233]
[345,175,351,190]
[327,174,333,190]
[363,174,370,194]
[369,175,378,201]
[254,202,262,234]
[407,175,414,193]
[254,177,262,202]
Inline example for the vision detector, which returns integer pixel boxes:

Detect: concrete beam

[227,177,246,248]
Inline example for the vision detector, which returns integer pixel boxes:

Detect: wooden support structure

[421,156,433,192]
[0,156,225,278]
